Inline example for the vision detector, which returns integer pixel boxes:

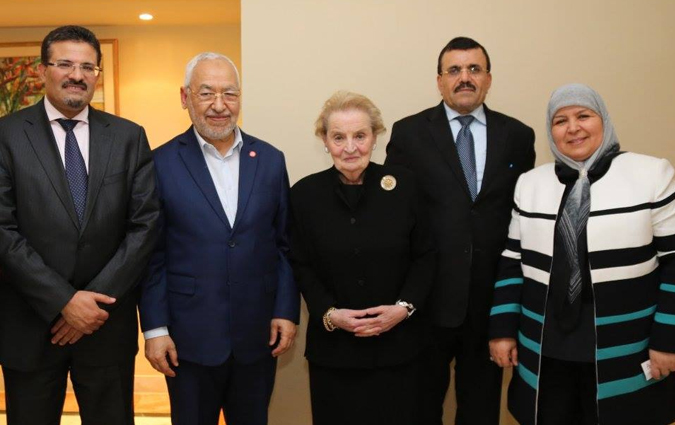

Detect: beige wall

[241,1,675,424]
[0,24,241,149]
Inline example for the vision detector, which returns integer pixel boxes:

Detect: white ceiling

[0,0,240,27]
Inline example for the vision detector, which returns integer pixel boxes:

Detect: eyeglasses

[46,61,102,77]
[188,88,241,105]
[440,65,488,77]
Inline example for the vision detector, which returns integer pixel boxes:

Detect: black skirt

[308,357,421,425]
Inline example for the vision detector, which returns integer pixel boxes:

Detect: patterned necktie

[456,115,477,201]
[57,119,88,225]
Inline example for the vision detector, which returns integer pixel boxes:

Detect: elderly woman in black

[489,84,675,425]
[289,91,435,425]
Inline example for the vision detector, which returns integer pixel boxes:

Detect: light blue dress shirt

[443,103,487,192]
[143,127,244,340]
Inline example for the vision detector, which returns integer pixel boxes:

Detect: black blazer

[290,163,436,369]
[385,102,535,329]
[0,100,159,371]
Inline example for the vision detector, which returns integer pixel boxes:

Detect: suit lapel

[80,108,113,233]
[232,132,258,232]
[428,102,472,200]
[177,127,231,229]
[477,105,508,202]
[23,101,80,229]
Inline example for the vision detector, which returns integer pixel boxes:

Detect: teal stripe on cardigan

[596,305,657,326]
[518,331,541,354]
[660,283,675,293]
[495,277,524,288]
[596,338,649,361]
[655,312,675,325]
[517,363,538,391]
[490,303,521,316]
[597,373,660,400]
[522,307,544,324]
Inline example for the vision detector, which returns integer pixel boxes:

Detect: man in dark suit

[385,37,536,425]
[0,26,159,425]
[138,53,299,425]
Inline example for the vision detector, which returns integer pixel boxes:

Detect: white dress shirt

[44,97,90,173]
[195,127,243,226]
[143,127,244,341]
[444,103,487,192]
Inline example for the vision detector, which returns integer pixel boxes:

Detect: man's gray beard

[198,122,236,141]
[65,98,85,109]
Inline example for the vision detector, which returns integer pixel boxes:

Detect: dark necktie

[57,119,88,225]
[455,115,477,201]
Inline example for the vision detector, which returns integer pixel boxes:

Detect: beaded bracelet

[323,307,337,332]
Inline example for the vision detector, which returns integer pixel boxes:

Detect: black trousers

[537,356,598,425]
[308,358,421,425]
[2,355,135,425]
[166,355,277,425]
[418,322,503,425]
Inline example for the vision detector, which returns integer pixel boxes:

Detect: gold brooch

[380,175,397,191]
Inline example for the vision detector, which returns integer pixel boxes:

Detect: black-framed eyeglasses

[46,61,102,77]
[439,65,487,77]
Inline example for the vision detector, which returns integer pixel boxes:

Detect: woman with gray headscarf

[487,83,675,425]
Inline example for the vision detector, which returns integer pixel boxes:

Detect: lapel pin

[380,175,397,191]
[509,163,514,168]
[249,151,257,158]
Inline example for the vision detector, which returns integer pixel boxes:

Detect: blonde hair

[314,91,386,138]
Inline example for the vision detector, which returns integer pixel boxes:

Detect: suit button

[228,240,236,248]
[350,217,356,224]
[354,248,360,255]
[471,209,479,217]
[357,279,365,286]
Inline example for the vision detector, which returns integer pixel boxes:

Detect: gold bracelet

[323,307,337,332]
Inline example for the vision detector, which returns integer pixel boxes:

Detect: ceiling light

[139,13,153,21]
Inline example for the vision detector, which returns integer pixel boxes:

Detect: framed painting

[0,39,119,117]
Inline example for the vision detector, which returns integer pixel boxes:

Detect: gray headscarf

[546,83,620,304]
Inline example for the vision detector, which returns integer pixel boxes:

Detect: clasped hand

[51,290,116,346]
[329,305,408,337]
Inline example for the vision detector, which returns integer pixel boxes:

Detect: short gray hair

[183,52,240,88]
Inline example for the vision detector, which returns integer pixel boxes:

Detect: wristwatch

[396,300,416,318]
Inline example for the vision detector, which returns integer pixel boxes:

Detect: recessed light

[139,13,153,21]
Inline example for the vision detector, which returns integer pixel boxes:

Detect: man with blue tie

[385,37,536,424]
[0,25,159,425]
[139,52,299,425]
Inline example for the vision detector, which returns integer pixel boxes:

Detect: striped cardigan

[489,152,675,425]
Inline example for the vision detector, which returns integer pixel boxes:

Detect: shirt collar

[44,96,89,124]
[194,126,243,158]
[443,103,486,126]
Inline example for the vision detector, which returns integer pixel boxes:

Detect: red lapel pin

[249,151,257,158]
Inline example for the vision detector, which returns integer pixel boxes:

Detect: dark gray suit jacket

[0,99,159,371]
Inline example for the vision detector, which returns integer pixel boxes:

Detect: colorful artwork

[0,55,43,115]
[0,40,119,118]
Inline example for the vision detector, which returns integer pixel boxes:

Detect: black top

[290,163,436,369]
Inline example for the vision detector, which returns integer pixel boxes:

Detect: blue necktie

[455,115,477,201]
[57,119,88,225]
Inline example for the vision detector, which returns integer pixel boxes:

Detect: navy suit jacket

[139,127,299,366]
